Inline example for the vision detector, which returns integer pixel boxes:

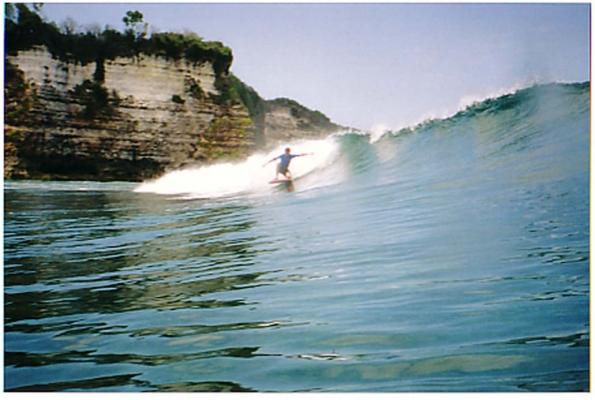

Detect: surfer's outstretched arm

[263,156,279,167]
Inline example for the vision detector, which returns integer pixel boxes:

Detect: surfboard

[269,178,293,184]
[269,178,295,192]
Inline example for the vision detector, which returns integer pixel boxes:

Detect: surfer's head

[285,147,291,154]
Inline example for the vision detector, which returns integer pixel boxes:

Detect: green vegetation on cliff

[5,61,37,124]
[72,80,121,119]
[228,75,267,121]
[5,4,233,75]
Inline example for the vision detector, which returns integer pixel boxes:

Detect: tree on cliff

[123,10,147,41]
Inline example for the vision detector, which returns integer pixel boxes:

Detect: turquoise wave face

[4,82,589,392]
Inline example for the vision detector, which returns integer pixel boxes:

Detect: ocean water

[4,82,590,392]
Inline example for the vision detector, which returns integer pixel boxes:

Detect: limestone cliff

[5,47,255,181]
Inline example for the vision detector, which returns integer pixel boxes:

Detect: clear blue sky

[40,2,590,131]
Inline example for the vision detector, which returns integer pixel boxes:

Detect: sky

[38,2,590,131]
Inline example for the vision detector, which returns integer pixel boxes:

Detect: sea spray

[134,137,341,197]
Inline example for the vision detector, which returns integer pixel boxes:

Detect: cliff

[5,46,257,181]
[4,6,343,181]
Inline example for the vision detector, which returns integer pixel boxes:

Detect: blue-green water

[4,82,590,392]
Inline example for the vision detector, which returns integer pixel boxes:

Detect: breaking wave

[136,82,589,199]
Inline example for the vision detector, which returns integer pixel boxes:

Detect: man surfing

[264,147,312,181]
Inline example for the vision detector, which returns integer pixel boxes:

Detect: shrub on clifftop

[5,4,233,75]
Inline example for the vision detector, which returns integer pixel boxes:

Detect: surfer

[264,147,312,180]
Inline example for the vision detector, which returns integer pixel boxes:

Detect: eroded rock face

[5,47,255,181]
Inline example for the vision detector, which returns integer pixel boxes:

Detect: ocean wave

[381,81,589,140]
[135,81,589,199]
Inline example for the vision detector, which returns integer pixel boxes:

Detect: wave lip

[379,81,589,141]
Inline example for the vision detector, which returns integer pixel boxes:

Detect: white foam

[134,137,340,198]
[369,124,389,143]
[457,79,539,111]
